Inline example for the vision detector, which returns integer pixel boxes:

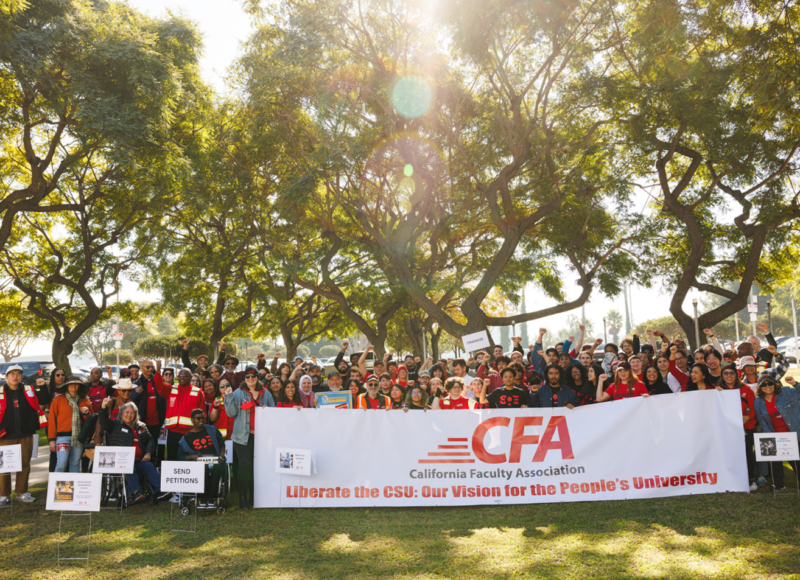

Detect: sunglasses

[55,373,65,377]
[245,375,257,379]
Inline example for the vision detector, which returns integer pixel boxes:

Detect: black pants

[146,425,164,463]
[772,460,799,489]
[205,462,226,498]
[166,430,183,461]
[233,438,255,503]
[744,429,757,482]
[49,450,57,473]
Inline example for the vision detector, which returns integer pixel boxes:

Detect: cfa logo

[472,416,573,464]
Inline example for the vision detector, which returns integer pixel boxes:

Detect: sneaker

[169,494,180,503]
[15,493,35,503]
[155,492,173,503]
[0,497,9,506]
[757,476,767,485]
[130,491,147,505]
[770,485,787,493]
[749,481,758,492]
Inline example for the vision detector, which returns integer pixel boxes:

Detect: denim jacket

[754,386,800,441]
[223,387,275,445]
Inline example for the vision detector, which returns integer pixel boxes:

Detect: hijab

[298,374,315,408]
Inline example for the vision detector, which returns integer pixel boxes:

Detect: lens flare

[391,76,433,118]
[403,164,414,177]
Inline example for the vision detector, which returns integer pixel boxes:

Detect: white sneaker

[749,482,758,492]
[0,496,9,506]
[170,494,180,503]
[15,493,35,503]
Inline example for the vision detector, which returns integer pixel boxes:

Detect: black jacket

[130,374,167,427]
[98,406,156,456]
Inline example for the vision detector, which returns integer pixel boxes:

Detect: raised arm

[595,374,611,403]
[358,347,372,377]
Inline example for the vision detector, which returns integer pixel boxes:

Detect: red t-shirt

[765,398,789,432]
[87,385,107,414]
[604,381,648,401]
[132,428,143,461]
[145,380,160,426]
[739,386,756,430]
[276,402,302,408]
[440,396,472,410]
[249,392,261,433]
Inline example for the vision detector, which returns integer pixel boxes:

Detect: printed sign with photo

[275,447,312,476]
[45,473,102,512]
[91,446,135,474]
[0,444,22,474]
[755,433,800,461]
[158,427,167,445]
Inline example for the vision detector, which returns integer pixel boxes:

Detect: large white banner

[254,390,749,508]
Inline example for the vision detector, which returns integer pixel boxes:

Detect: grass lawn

[0,471,797,580]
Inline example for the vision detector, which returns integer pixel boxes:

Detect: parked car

[0,360,55,386]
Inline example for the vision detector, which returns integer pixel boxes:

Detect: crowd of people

[0,323,798,509]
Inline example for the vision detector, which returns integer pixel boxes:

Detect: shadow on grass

[0,468,797,579]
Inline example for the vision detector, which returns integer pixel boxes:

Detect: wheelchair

[97,466,154,509]
[179,457,230,515]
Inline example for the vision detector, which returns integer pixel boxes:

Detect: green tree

[0,0,206,373]
[0,290,50,361]
[606,309,623,344]
[594,0,800,349]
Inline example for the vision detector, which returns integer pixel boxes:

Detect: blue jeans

[125,460,161,494]
[54,436,83,473]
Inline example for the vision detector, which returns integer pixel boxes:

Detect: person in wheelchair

[99,398,171,505]
[177,410,226,505]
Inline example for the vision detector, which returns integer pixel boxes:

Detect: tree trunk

[429,326,441,362]
[52,340,74,376]
[280,325,299,362]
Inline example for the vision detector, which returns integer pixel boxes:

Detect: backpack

[78,413,99,445]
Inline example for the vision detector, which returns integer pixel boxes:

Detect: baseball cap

[365,374,379,384]
[616,362,632,371]
[309,365,321,371]
[4,365,23,374]
[757,373,777,387]
[328,370,340,378]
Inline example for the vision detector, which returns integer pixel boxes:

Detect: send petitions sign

[254,391,749,508]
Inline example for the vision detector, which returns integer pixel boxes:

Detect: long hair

[756,380,783,398]
[279,381,303,405]
[48,368,66,401]
[688,363,711,391]
[717,365,743,390]
[585,363,605,398]
[406,386,429,408]
[613,366,637,389]
[564,363,588,393]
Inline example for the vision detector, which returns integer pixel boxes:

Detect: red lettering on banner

[532,416,574,461]
[508,416,542,462]
[471,417,510,463]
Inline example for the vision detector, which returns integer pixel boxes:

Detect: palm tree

[607,309,623,344]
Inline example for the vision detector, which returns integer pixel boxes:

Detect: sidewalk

[28,454,50,486]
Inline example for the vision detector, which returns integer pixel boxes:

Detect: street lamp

[692,299,700,348]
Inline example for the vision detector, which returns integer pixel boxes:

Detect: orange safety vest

[163,384,202,432]
[0,384,48,433]
[357,393,390,410]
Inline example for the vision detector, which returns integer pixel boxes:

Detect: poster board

[160,461,205,493]
[755,432,800,461]
[317,392,352,409]
[0,444,22,474]
[46,473,102,512]
[462,330,492,352]
[91,446,135,474]
[275,448,312,476]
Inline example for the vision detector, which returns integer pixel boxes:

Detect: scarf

[66,392,81,447]
[298,375,315,408]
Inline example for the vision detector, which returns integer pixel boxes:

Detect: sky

[19,0,700,358]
